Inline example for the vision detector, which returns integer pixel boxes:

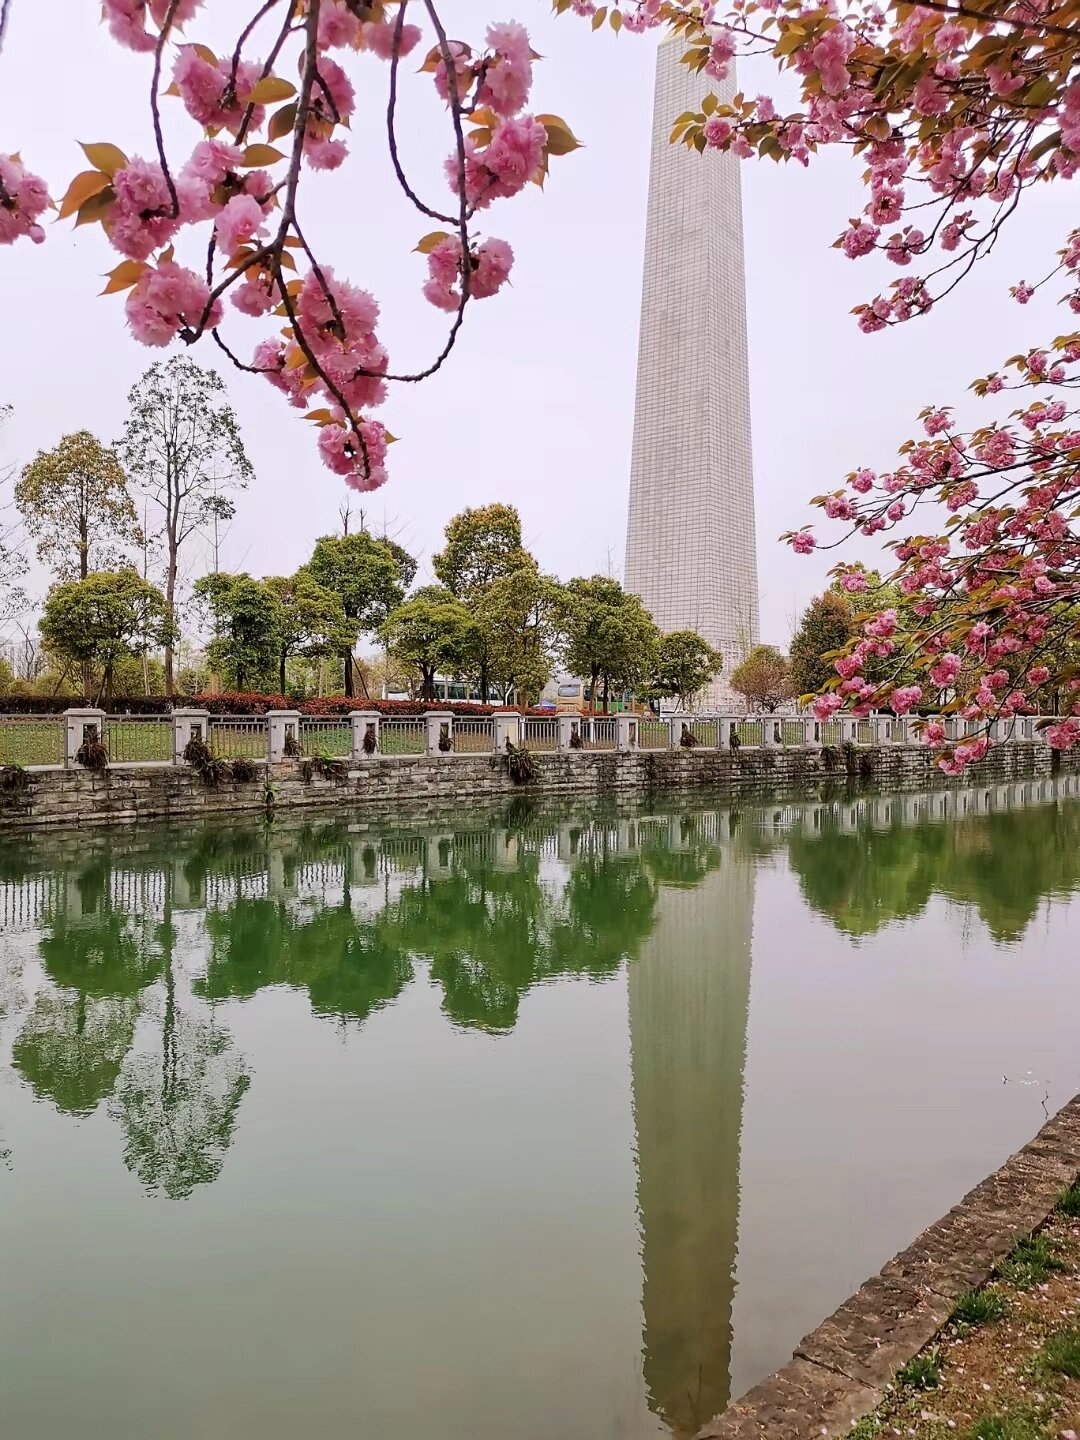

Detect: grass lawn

[848,1185,1080,1440]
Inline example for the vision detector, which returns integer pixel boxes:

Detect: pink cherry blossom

[792,531,816,554]
[812,694,843,721]
[0,154,50,246]
[705,29,736,81]
[477,22,534,117]
[361,18,422,60]
[1047,719,1080,750]
[890,685,923,714]
[102,0,201,53]
[930,652,963,686]
[214,193,267,254]
[107,157,181,260]
[125,259,220,346]
[704,118,733,149]
[173,47,266,133]
[842,220,879,259]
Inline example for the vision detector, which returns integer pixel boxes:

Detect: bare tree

[118,358,252,695]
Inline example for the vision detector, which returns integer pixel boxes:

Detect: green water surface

[2,776,1080,1439]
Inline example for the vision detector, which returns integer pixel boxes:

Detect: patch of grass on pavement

[998,1233,1067,1289]
[847,1418,881,1440]
[897,1347,942,1390]
[964,1414,1041,1440]
[1038,1325,1080,1380]
[1058,1177,1080,1218]
[951,1287,1007,1328]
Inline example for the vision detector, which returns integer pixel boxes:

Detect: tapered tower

[625,39,760,705]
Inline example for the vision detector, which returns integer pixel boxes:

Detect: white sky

[0,1,1074,644]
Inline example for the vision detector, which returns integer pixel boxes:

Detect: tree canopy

[194,572,282,692]
[39,570,174,704]
[648,631,723,710]
[561,576,660,711]
[265,572,357,696]
[305,532,409,696]
[729,645,795,714]
[382,586,475,701]
[17,430,140,582]
[117,357,252,695]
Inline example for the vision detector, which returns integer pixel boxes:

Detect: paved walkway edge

[697,1094,1080,1439]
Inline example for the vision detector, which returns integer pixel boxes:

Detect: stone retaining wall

[0,740,1074,832]
[697,1095,1080,1440]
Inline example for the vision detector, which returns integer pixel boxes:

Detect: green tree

[16,430,140,582]
[305,532,408,696]
[473,560,561,704]
[729,645,794,713]
[118,357,253,695]
[381,586,475,700]
[789,593,855,697]
[263,572,356,694]
[39,570,174,704]
[560,576,660,712]
[433,505,532,700]
[433,503,524,601]
[649,630,723,709]
[194,572,282,692]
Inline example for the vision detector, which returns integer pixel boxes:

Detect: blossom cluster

[4,2,575,491]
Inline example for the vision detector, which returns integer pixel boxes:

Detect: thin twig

[150,0,184,219]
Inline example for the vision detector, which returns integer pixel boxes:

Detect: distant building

[624,37,760,708]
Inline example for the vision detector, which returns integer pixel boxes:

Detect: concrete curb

[696,1095,1080,1439]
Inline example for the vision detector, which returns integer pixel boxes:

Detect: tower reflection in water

[626,812,752,1436]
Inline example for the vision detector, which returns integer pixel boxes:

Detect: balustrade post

[349,709,381,762]
[493,710,522,752]
[557,713,581,753]
[759,714,777,748]
[424,710,453,757]
[871,714,893,746]
[172,708,211,765]
[615,713,638,751]
[267,709,302,764]
[668,713,692,750]
[716,716,734,750]
[62,708,107,770]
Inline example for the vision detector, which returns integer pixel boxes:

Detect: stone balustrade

[0,706,1067,775]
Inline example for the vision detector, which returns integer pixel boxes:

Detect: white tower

[625,40,760,707]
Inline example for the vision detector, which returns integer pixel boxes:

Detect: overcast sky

[0,1,1073,644]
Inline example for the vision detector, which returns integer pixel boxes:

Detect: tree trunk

[480,660,489,705]
[344,651,354,697]
[421,665,436,701]
[80,508,91,698]
[602,674,610,714]
[164,552,178,697]
[279,653,287,695]
[590,665,600,715]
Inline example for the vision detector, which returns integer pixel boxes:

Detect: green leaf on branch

[414,231,451,254]
[268,103,297,143]
[59,170,113,220]
[100,259,148,295]
[242,144,285,167]
[79,142,128,178]
[248,76,296,104]
[536,114,582,155]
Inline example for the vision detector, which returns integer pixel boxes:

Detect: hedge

[0,691,555,717]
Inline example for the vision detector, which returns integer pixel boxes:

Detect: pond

[2,776,1080,1440]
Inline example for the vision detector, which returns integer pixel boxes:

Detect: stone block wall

[0,741,1074,833]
